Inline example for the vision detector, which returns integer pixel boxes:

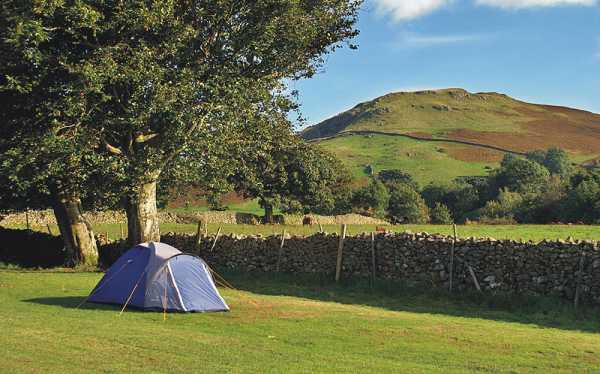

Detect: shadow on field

[221,270,600,334]
[24,296,123,312]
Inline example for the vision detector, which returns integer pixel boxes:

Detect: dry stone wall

[0,210,388,226]
[158,231,600,304]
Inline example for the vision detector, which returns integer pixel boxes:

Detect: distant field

[2,271,600,373]
[165,199,271,216]
[14,222,600,242]
[317,133,501,184]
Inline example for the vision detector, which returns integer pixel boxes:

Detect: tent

[86,242,229,313]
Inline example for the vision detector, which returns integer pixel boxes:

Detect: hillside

[303,88,600,184]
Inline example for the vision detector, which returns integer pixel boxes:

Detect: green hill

[303,88,600,184]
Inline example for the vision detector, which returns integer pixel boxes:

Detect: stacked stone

[136,231,600,304]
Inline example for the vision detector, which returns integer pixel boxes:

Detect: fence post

[468,265,481,292]
[335,224,347,282]
[574,251,585,309]
[25,209,30,230]
[370,232,376,288]
[449,224,457,292]
[119,223,124,239]
[210,226,222,252]
[276,230,286,272]
[195,220,203,248]
[47,224,53,235]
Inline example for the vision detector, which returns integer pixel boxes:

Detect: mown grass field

[2,270,600,373]
[13,222,600,242]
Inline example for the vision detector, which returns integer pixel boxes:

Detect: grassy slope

[304,88,600,185]
[13,222,600,242]
[316,133,500,184]
[2,271,600,373]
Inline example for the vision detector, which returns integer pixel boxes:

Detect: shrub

[430,203,453,224]
[387,184,429,223]
[351,179,389,217]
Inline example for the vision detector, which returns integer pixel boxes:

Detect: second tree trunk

[125,180,160,246]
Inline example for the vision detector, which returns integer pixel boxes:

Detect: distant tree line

[330,146,600,225]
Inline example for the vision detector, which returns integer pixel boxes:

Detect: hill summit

[302,88,600,156]
[303,89,600,184]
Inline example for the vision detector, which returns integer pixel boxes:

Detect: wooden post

[210,226,222,252]
[25,209,30,230]
[449,224,457,292]
[318,222,323,233]
[47,224,53,235]
[335,224,347,282]
[204,220,208,237]
[276,230,286,272]
[119,223,124,239]
[574,252,585,309]
[195,220,203,247]
[105,231,109,242]
[468,265,481,292]
[370,232,376,288]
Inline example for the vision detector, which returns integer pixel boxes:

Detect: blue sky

[292,0,600,128]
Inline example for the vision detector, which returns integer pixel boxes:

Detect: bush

[351,179,389,217]
[430,203,453,224]
[387,184,429,224]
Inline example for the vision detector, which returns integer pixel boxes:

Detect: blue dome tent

[86,242,229,313]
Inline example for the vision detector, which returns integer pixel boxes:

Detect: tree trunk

[52,193,98,267]
[263,201,274,224]
[125,180,160,246]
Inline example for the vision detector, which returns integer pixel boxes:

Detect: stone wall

[0,210,388,226]
[156,231,600,304]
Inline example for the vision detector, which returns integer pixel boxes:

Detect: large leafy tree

[82,0,361,244]
[2,0,361,247]
[0,2,122,266]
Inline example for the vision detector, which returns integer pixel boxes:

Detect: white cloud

[476,0,596,9]
[396,32,491,47]
[373,0,453,21]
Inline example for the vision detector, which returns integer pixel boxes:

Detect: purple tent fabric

[88,242,229,312]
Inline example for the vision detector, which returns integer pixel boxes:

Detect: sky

[291,0,600,128]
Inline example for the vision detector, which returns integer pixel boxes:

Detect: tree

[387,184,429,224]
[226,112,352,221]
[430,203,453,224]
[492,155,550,194]
[526,147,572,178]
[79,0,361,244]
[561,177,600,223]
[0,2,121,266]
[377,169,418,190]
[351,179,389,217]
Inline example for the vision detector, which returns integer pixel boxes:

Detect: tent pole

[163,267,168,321]
[119,270,146,316]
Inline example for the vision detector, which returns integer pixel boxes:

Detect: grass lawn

[2,270,600,373]
[17,222,600,242]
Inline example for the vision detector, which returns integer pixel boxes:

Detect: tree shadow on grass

[23,296,135,313]
[220,270,600,334]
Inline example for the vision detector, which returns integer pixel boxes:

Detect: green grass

[165,199,274,216]
[346,89,527,136]
[17,222,600,242]
[317,133,499,184]
[2,270,600,373]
